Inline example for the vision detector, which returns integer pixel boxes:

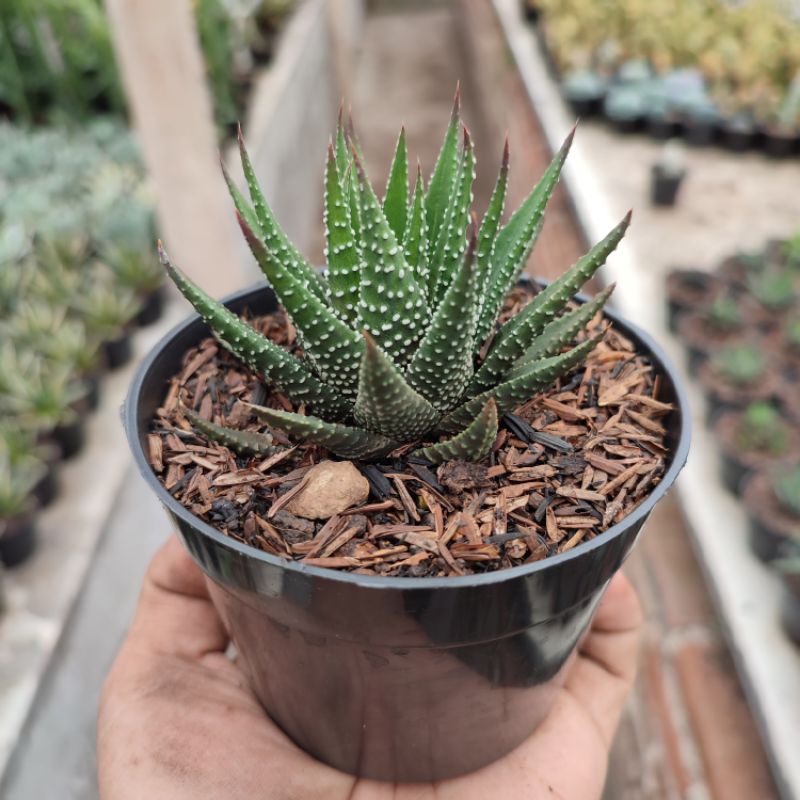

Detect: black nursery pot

[124,284,690,782]
[135,285,166,327]
[0,515,37,568]
[780,573,800,645]
[53,416,86,460]
[651,165,684,207]
[103,333,133,370]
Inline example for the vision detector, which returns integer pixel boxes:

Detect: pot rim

[124,281,691,589]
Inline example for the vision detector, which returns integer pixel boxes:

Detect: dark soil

[149,286,673,577]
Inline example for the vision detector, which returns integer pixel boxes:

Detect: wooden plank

[104,0,243,296]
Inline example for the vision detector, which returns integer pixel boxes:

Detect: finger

[127,535,229,659]
[564,572,642,746]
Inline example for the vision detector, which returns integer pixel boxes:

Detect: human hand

[98,536,642,800]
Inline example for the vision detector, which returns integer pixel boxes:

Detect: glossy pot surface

[125,283,690,781]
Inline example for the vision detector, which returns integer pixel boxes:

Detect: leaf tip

[451,82,461,121]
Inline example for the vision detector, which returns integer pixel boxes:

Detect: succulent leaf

[424,87,461,262]
[159,245,350,418]
[508,284,614,378]
[475,127,575,346]
[324,144,361,324]
[182,406,280,457]
[476,138,509,291]
[383,127,409,241]
[353,332,440,439]
[442,334,603,431]
[415,399,498,464]
[469,216,627,393]
[237,214,364,395]
[236,129,328,302]
[246,404,397,459]
[403,163,429,292]
[406,229,478,410]
[428,127,475,303]
[353,154,429,365]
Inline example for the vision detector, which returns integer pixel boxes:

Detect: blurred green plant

[712,344,767,386]
[735,402,789,456]
[774,465,800,518]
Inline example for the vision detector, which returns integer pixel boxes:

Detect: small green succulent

[0,451,44,520]
[3,359,86,432]
[784,315,800,351]
[163,100,626,463]
[712,344,766,386]
[78,277,143,340]
[774,466,800,519]
[706,294,741,331]
[748,268,795,311]
[735,403,788,456]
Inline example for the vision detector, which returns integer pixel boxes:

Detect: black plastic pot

[0,514,37,568]
[646,114,679,140]
[135,285,166,327]
[762,128,797,159]
[683,119,716,147]
[651,165,684,207]
[32,465,59,508]
[83,370,102,412]
[103,333,133,370]
[53,416,86,461]
[124,284,690,782]
[719,120,756,152]
[780,572,800,645]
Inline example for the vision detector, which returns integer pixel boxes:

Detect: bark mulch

[149,285,674,577]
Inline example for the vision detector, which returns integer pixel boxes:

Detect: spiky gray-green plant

[162,95,628,464]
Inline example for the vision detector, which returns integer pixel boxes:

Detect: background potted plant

[650,139,686,207]
[744,465,800,562]
[714,402,799,493]
[0,451,44,567]
[125,101,689,781]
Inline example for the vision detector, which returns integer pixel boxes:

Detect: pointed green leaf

[475,127,575,346]
[353,332,440,439]
[353,154,429,365]
[441,334,602,431]
[424,87,460,261]
[159,245,350,418]
[429,127,475,303]
[476,138,509,291]
[406,230,478,410]
[415,399,498,464]
[182,406,279,457]
[469,215,627,393]
[237,216,364,396]
[507,285,614,380]
[236,129,328,302]
[334,108,351,179]
[403,163,429,293]
[383,127,409,241]
[246,404,397,460]
[324,144,360,324]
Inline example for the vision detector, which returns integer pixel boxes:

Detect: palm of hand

[98,538,641,800]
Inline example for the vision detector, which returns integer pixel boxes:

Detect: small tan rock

[285,460,369,520]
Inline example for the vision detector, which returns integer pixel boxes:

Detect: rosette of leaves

[735,403,789,456]
[163,98,627,464]
[774,466,800,519]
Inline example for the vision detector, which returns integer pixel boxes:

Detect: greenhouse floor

[0,3,789,798]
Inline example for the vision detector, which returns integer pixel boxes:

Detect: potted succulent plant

[698,344,779,423]
[80,277,143,369]
[105,245,166,327]
[650,139,686,207]
[0,451,44,567]
[664,268,721,332]
[713,402,799,493]
[744,465,800,562]
[124,101,690,781]
[561,68,607,117]
[0,424,59,509]
[676,293,747,374]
